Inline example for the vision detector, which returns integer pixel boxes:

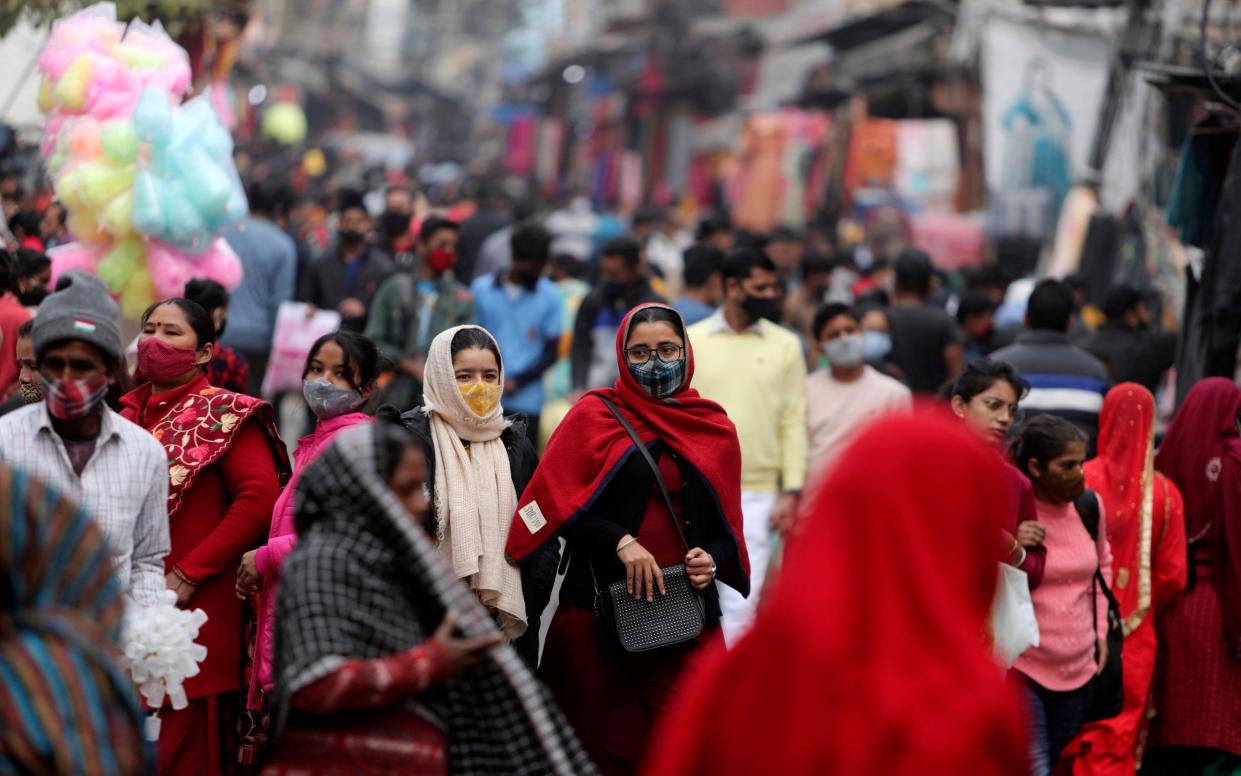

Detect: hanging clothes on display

[1166,118,1238,250]
[1175,137,1241,404]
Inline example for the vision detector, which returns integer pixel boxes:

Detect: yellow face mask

[459,381,501,418]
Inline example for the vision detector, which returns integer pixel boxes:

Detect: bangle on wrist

[172,567,198,588]
[616,537,637,554]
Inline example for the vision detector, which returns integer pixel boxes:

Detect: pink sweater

[1014,497,1113,692]
[247,412,371,710]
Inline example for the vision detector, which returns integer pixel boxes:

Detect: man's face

[16,335,36,386]
[726,267,780,306]
[385,189,414,215]
[338,207,370,236]
[41,204,65,240]
[599,254,638,287]
[766,239,804,272]
[963,311,995,341]
[421,227,459,255]
[39,340,112,386]
[818,313,860,343]
[19,266,51,295]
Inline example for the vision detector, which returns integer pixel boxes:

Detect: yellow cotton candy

[99,190,134,237]
[55,56,92,112]
[120,268,156,320]
[66,209,105,244]
[97,237,143,292]
[76,162,134,210]
[459,382,502,418]
[37,77,55,113]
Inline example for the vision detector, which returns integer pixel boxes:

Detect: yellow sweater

[688,312,808,493]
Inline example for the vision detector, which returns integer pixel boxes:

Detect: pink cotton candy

[48,241,104,285]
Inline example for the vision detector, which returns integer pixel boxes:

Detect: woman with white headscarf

[381,325,555,665]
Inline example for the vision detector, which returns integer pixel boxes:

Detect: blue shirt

[471,274,565,416]
[221,217,298,353]
[673,297,716,326]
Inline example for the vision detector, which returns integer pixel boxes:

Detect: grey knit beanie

[32,270,123,362]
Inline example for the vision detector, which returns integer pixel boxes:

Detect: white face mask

[822,334,866,369]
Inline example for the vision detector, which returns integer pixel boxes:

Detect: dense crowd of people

[1,170,1239,776]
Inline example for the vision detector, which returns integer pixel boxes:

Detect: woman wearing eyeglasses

[507,302,749,776]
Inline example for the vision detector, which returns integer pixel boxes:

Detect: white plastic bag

[990,563,1040,666]
[261,302,342,399]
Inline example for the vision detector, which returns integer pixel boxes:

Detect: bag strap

[598,396,690,551]
[1075,489,1101,543]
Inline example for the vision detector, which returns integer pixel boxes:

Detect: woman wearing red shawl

[641,412,1027,776]
[1058,383,1187,775]
[507,303,749,776]
[120,298,290,774]
[1144,378,1241,772]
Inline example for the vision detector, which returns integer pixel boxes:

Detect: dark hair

[956,288,998,324]
[302,329,382,391]
[801,251,834,277]
[17,318,33,338]
[419,216,459,243]
[768,225,800,244]
[627,306,686,344]
[374,421,420,485]
[0,250,18,296]
[967,264,1006,291]
[15,247,50,279]
[450,328,503,373]
[1012,414,1087,478]
[245,178,290,218]
[721,246,776,283]
[8,210,40,239]
[1026,279,1075,333]
[696,213,732,242]
[811,303,858,340]
[336,188,368,217]
[141,298,216,348]
[184,279,229,315]
[510,221,551,263]
[632,206,663,229]
[551,253,584,279]
[941,358,1029,403]
[856,301,891,327]
[1103,284,1145,321]
[894,248,933,296]
[682,245,725,288]
[601,236,642,267]
[47,200,68,227]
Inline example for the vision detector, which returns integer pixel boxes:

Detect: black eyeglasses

[625,344,685,364]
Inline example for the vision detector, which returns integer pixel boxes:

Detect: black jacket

[392,407,555,667]
[557,440,739,621]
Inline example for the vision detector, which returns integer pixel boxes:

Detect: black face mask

[600,279,626,302]
[379,211,410,241]
[20,287,48,307]
[339,229,366,247]
[741,294,781,324]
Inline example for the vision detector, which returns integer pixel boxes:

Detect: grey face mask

[823,334,866,369]
[303,378,364,420]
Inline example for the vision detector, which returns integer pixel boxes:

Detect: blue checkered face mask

[628,355,686,399]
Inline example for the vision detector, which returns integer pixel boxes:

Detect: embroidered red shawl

[123,382,291,518]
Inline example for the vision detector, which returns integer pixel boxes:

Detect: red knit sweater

[121,375,283,701]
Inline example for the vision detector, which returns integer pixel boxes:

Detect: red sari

[642,412,1026,776]
[1150,378,1241,757]
[1059,383,1188,775]
[121,374,289,774]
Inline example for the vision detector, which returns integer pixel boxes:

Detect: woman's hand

[1096,638,1109,676]
[235,549,262,600]
[430,611,504,679]
[685,547,715,590]
[1016,521,1047,548]
[617,535,665,602]
[165,572,194,608]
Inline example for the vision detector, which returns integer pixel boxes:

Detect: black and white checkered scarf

[271,423,595,775]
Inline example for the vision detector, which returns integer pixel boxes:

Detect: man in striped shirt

[0,271,169,604]
[992,278,1111,449]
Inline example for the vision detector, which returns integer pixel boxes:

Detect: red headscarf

[1086,383,1157,629]
[1156,377,1241,543]
[506,303,749,593]
[642,412,1026,776]
[1155,376,1241,650]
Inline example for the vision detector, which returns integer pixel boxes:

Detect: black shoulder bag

[590,396,706,653]
[1075,489,1124,722]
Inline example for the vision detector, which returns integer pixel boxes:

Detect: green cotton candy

[96,238,144,293]
[101,121,140,165]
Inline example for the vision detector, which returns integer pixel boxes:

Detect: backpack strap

[1075,489,1101,543]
